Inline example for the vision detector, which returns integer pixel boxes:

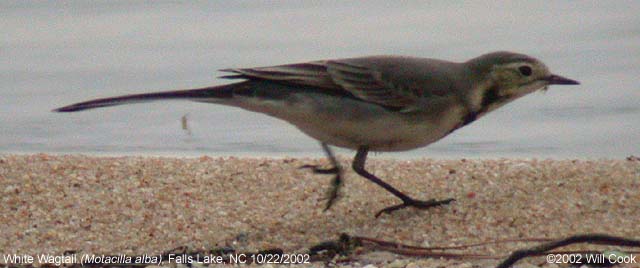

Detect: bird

[54,51,579,217]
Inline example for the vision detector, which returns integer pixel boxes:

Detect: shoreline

[3,150,633,160]
[1,154,638,267]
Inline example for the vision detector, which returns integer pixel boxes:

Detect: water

[2,1,639,158]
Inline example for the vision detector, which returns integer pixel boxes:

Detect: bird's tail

[53,84,234,112]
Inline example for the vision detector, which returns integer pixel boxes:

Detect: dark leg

[299,143,343,210]
[352,146,454,217]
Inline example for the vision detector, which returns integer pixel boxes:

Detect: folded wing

[220,56,449,108]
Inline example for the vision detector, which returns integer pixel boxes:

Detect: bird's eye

[518,66,532,76]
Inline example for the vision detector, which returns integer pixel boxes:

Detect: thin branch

[355,235,552,251]
[496,233,640,268]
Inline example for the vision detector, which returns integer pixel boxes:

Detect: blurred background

[2,1,638,158]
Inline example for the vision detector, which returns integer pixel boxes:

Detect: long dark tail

[53,84,234,112]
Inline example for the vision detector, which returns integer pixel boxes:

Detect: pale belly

[221,92,467,152]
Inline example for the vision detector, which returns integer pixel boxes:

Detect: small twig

[496,233,640,268]
[355,235,552,251]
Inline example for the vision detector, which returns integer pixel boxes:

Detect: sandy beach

[1,154,638,267]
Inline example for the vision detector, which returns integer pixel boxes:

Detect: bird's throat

[458,85,509,129]
[481,85,502,108]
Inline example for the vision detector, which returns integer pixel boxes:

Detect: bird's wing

[220,61,335,89]
[220,57,451,108]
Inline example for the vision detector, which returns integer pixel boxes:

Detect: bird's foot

[322,173,342,211]
[299,164,342,211]
[375,197,455,217]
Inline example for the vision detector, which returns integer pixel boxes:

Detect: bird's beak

[543,74,580,85]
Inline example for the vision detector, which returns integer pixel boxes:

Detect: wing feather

[220,61,336,89]
[325,60,417,107]
[220,56,454,108]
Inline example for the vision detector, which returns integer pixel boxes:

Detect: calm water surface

[2,1,639,158]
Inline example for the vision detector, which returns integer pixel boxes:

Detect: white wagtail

[54,51,579,217]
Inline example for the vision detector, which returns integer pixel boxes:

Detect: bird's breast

[230,92,467,151]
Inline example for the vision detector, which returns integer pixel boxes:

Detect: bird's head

[465,51,579,112]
